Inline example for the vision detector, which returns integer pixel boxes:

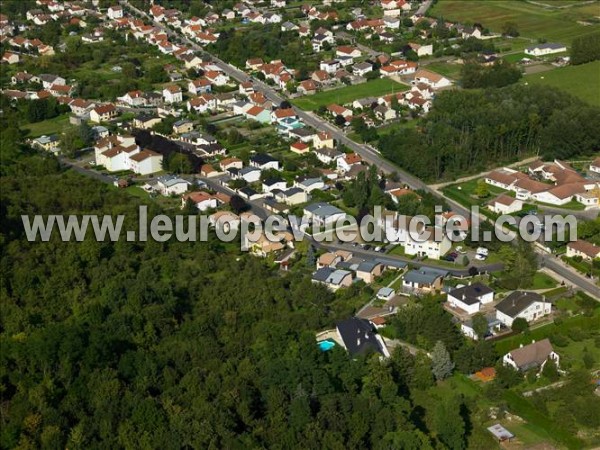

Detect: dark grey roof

[239,187,258,197]
[336,317,385,356]
[449,282,494,305]
[495,291,544,318]
[251,153,278,165]
[289,127,316,137]
[263,177,285,186]
[403,268,447,285]
[313,267,334,282]
[357,260,380,273]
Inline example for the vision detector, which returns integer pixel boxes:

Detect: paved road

[121,0,600,299]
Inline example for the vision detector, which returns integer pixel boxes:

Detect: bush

[550,333,569,347]
[567,327,588,342]
[511,317,529,333]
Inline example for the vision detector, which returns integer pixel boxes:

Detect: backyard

[292,78,409,111]
[23,114,71,138]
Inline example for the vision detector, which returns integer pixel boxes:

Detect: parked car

[476,247,489,256]
[475,253,487,261]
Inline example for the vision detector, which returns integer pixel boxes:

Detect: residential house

[188,78,212,95]
[356,261,384,284]
[182,191,218,211]
[335,317,390,357]
[107,5,124,19]
[447,283,494,315]
[315,147,343,165]
[412,69,452,89]
[313,131,334,149]
[304,202,345,227]
[239,81,254,96]
[336,46,362,58]
[2,52,19,64]
[408,42,433,57]
[172,119,194,134]
[495,291,551,327]
[133,114,162,130]
[566,240,600,261]
[488,194,523,214]
[525,43,567,57]
[32,135,59,152]
[187,93,217,114]
[327,104,352,119]
[295,177,325,193]
[290,141,310,154]
[244,105,271,123]
[337,153,362,173]
[156,176,191,196]
[238,167,262,183]
[262,177,287,193]
[502,339,560,372]
[128,150,163,175]
[404,228,451,259]
[402,268,447,293]
[353,62,373,77]
[297,79,317,95]
[118,90,146,107]
[320,59,340,74]
[312,267,353,291]
[163,85,182,103]
[219,157,243,171]
[250,154,280,171]
[204,70,229,86]
[90,104,117,123]
[273,187,308,206]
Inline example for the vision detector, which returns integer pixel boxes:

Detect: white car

[475,253,487,261]
[476,247,489,256]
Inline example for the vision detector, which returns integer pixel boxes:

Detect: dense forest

[379,85,600,181]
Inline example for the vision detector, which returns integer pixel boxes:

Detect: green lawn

[530,272,558,290]
[523,61,600,107]
[422,62,462,80]
[23,114,71,138]
[429,0,600,44]
[442,178,510,208]
[494,310,600,355]
[292,78,409,110]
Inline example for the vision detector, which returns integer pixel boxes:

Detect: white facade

[496,301,551,327]
[404,232,451,260]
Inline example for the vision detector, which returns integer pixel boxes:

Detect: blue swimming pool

[318,340,336,351]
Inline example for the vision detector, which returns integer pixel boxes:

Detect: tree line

[379,85,600,181]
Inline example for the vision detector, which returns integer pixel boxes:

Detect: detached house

[163,85,182,103]
[188,78,212,95]
[566,240,600,261]
[312,267,353,292]
[488,194,523,214]
[495,291,551,327]
[503,338,559,373]
[336,46,361,58]
[447,283,494,315]
[90,104,117,123]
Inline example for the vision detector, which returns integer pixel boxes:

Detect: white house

[404,229,451,260]
[250,154,280,171]
[495,291,551,328]
[525,43,567,57]
[128,150,163,175]
[163,85,182,103]
[566,240,600,261]
[447,283,494,315]
[409,42,433,57]
[353,62,373,77]
[107,5,123,19]
[262,177,287,193]
[295,177,325,193]
[412,69,452,89]
[502,338,560,373]
[337,153,362,173]
[320,60,340,74]
[238,167,262,183]
[488,194,523,215]
[182,191,218,211]
[156,176,191,196]
[590,157,600,174]
[304,202,346,227]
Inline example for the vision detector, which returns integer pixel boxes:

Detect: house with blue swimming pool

[316,318,390,357]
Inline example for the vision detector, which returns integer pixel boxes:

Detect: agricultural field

[292,78,409,111]
[429,0,600,44]
[523,61,600,107]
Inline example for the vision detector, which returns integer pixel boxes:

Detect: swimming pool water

[318,340,335,351]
